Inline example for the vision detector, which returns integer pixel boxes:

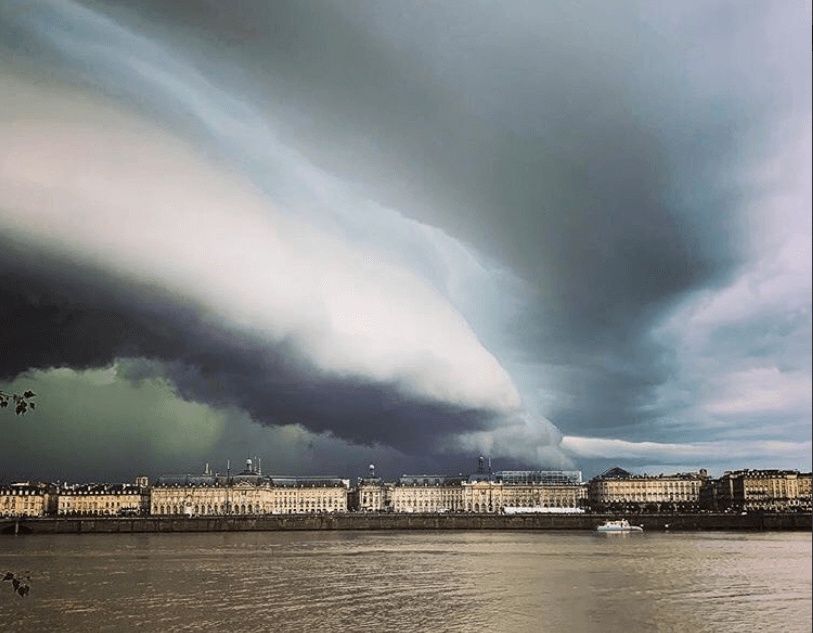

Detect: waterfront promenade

[2,512,810,535]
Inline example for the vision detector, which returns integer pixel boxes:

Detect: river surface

[0,530,809,632]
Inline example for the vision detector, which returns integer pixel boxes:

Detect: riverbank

[2,512,810,534]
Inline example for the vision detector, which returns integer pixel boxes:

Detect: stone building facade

[57,482,149,516]
[150,461,349,516]
[496,481,587,512]
[355,481,388,512]
[0,482,55,518]
[352,468,586,513]
[150,479,349,516]
[799,473,812,510]
[588,467,706,512]
[4,460,809,519]
[702,469,813,512]
[391,482,466,512]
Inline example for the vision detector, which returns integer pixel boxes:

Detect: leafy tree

[0,391,35,415]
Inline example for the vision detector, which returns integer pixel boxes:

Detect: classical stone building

[266,477,349,514]
[702,469,813,512]
[496,470,583,485]
[588,467,706,513]
[798,473,812,510]
[151,482,350,516]
[152,481,244,516]
[150,481,349,516]
[494,469,586,512]
[0,482,55,518]
[497,481,587,512]
[5,457,809,520]
[354,465,388,511]
[150,462,349,516]
[391,475,467,512]
[352,462,586,513]
[57,481,149,516]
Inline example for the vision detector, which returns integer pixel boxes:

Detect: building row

[587,467,812,513]
[353,460,585,513]
[1,459,810,519]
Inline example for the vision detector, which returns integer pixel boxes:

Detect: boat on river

[596,519,643,532]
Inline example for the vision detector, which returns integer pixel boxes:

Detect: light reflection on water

[0,530,810,633]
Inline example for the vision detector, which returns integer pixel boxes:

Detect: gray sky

[1,0,810,483]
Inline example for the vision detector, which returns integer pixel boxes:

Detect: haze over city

[1,1,810,484]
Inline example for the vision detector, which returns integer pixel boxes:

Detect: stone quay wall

[2,512,810,535]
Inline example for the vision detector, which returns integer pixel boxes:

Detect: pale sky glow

[703,367,811,418]
[0,1,809,482]
[561,436,812,462]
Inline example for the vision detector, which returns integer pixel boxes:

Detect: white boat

[596,519,643,532]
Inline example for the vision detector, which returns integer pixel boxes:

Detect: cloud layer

[1,0,809,481]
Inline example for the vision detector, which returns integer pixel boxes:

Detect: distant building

[495,470,582,485]
[391,478,466,513]
[799,473,812,510]
[0,482,56,518]
[3,458,810,519]
[459,478,586,513]
[588,467,706,513]
[351,458,586,513]
[263,476,349,514]
[56,479,149,516]
[702,470,813,513]
[353,464,387,512]
[150,461,349,516]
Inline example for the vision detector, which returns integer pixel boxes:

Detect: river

[0,530,810,632]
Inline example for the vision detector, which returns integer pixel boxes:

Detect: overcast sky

[1,0,810,484]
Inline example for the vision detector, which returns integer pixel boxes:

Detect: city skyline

[3,456,812,489]
[1,1,810,484]
[3,460,810,521]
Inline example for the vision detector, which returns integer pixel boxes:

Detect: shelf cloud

[1,0,808,481]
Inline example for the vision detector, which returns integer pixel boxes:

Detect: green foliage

[0,391,36,415]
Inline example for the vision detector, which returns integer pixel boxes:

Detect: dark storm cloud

[1,0,808,480]
[123,344,496,454]
[81,0,808,442]
[0,250,495,454]
[3,0,546,478]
